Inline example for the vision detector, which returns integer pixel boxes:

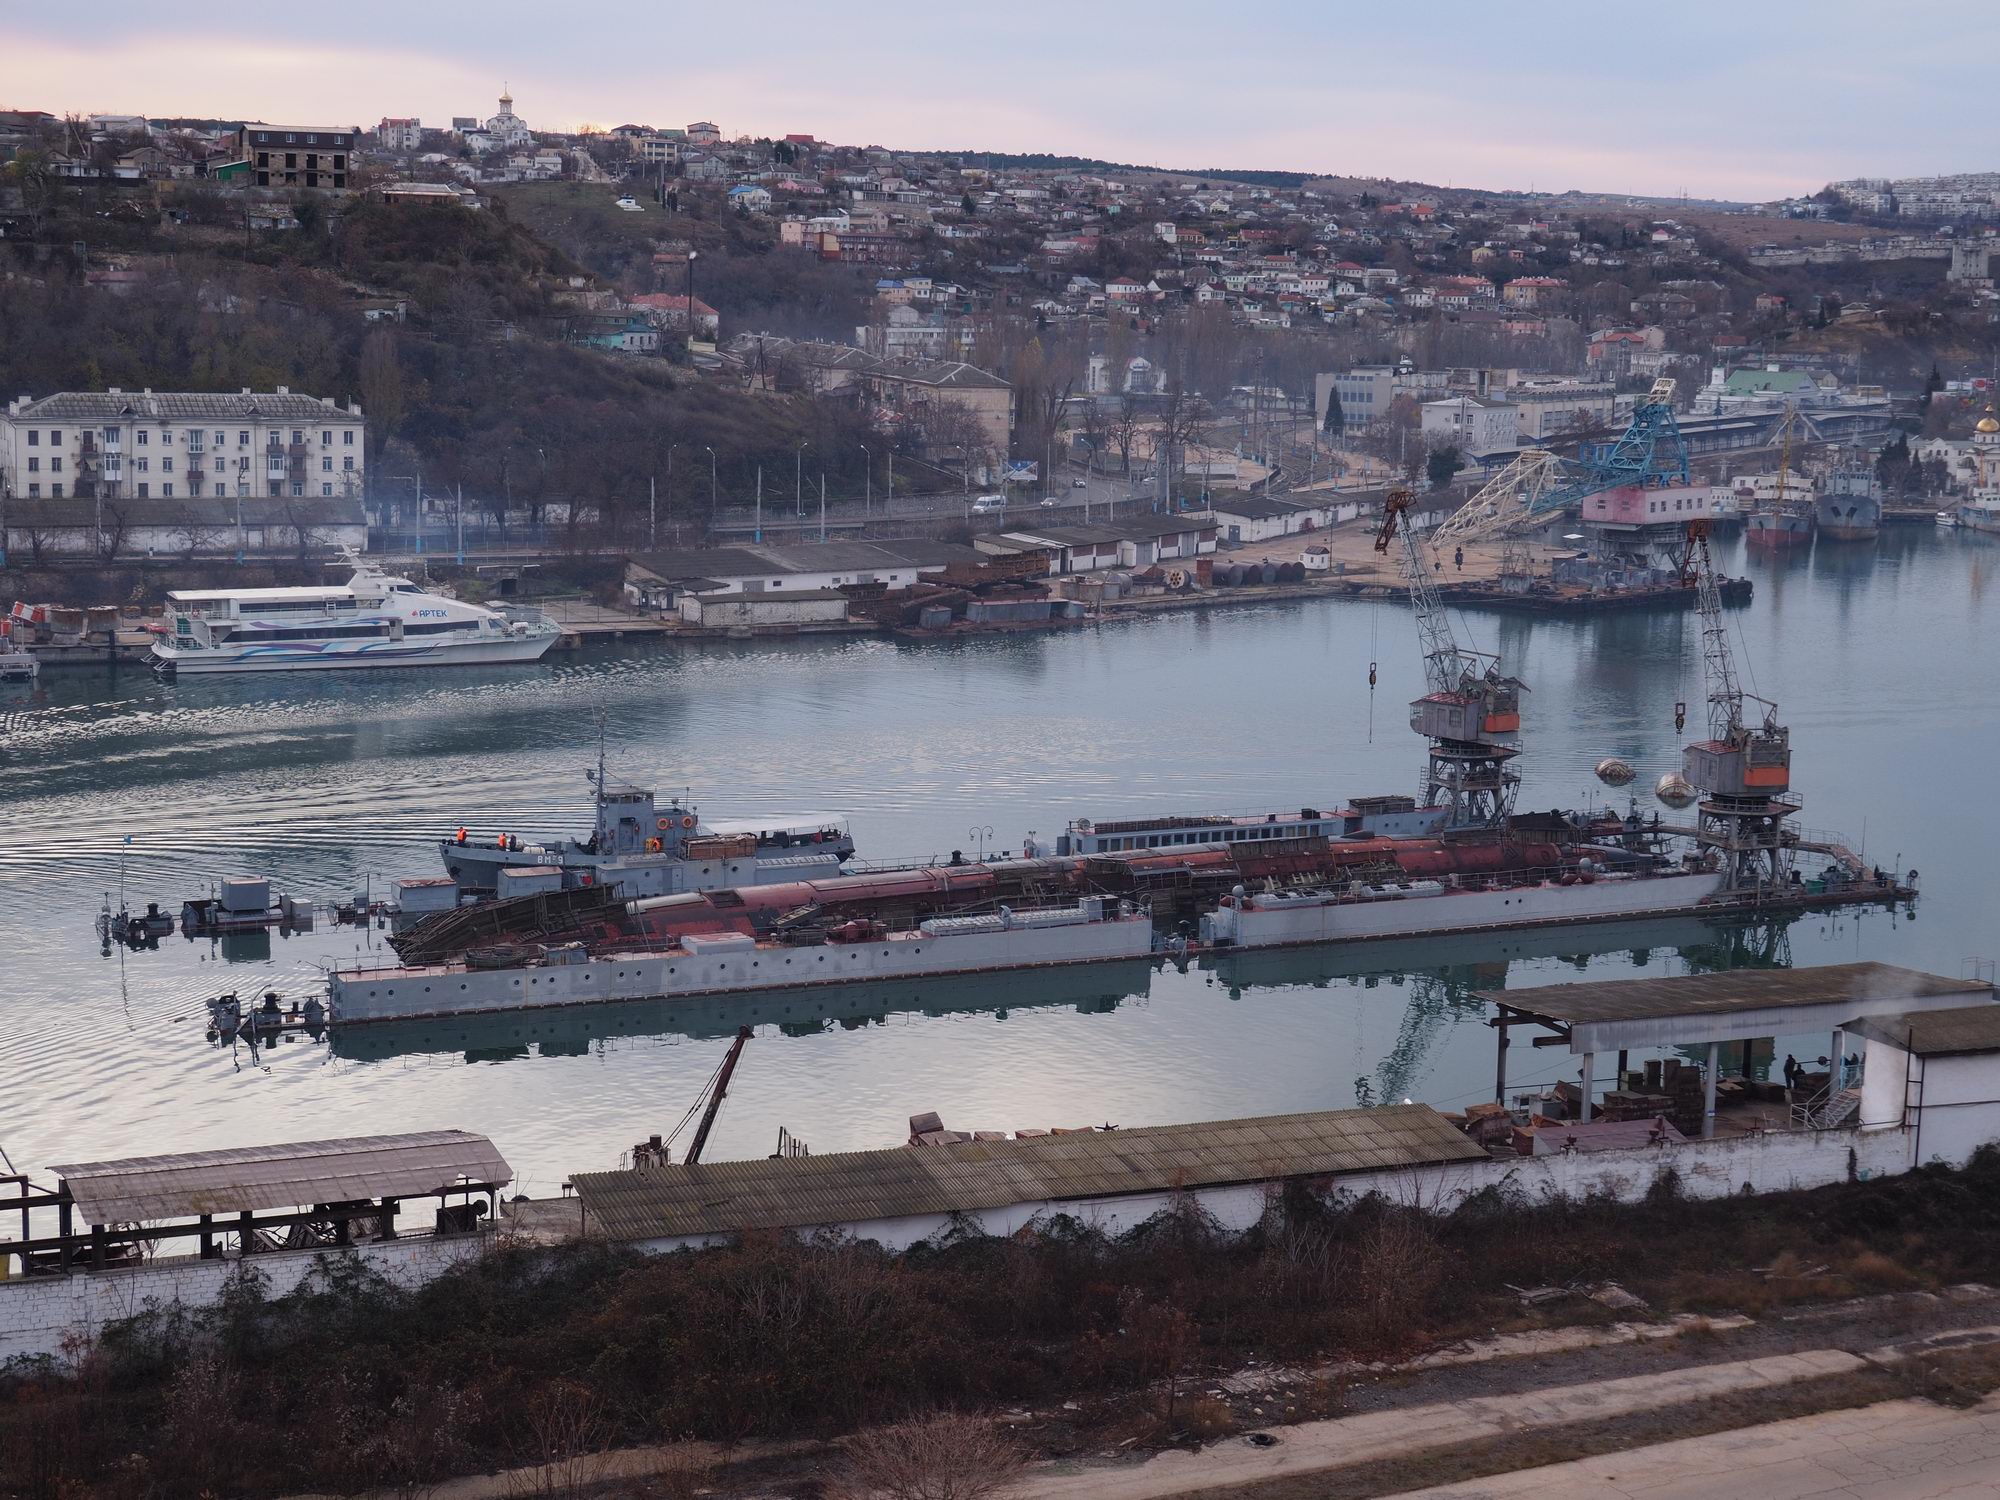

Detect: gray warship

[439,746,853,899]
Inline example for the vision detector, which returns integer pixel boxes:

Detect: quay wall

[634,1125,1919,1255]
[0,1234,489,1365]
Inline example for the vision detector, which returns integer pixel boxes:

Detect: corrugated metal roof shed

[571,1104,1483,1242]
[48,1130,511,1225]
[1849,1006,2000,1058]
[1481,963,1984,1026]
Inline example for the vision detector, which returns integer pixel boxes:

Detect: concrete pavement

[1384,1392,2000,1499]
[1014,1349,1868,1500]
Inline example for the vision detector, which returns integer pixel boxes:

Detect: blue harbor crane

[1433,379,1691,543]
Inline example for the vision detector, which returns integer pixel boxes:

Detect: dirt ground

[1219,517,1568,585]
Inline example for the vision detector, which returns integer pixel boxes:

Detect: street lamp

[858,442,871,520]
[704,445,717,512]
[796,441,810,516]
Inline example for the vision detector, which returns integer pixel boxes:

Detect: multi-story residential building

[1504,379,1617,440]
[236,124,358,190]
[0,389,366,503]
[376,117,422,152]
[1420,396,1520,457]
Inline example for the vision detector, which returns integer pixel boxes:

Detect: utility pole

[705,446,717,514]
[886,449,893,507]
[796,441,809,515]
[818,473,827,542]
[684,250,699,359]
[859,442,870,520]
[755,466,762,542]
[649,473,657,549]
[455,482,464,565]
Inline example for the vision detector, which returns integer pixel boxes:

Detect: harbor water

[0,529,1980,1191]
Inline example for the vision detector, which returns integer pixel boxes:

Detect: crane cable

[1367,606,1378,742]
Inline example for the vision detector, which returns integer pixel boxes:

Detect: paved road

[1386,1392,2000,1499]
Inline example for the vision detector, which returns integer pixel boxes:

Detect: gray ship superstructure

[440,751,853,899]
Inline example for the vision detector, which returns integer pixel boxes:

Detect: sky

[3,2,1992,202]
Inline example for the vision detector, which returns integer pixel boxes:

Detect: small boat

[0,646,38,681]
[1938,510,1960,528]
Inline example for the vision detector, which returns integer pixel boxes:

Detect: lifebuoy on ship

[681,815,696,829]
[657,818,672,832]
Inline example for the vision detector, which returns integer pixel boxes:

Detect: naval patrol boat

[439,743,854,900]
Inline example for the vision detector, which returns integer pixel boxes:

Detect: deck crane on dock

[1375,488,1526,830]
[631,1025,753,1169]
[1434,378,1692,545]
[1674,520,1797,892]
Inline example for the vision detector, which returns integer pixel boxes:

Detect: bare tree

[175,503,231,560]
[357,327,407,471]
[283,501,330,561]
[1107,395,1141,477]
[835,1412,1025,1500]
[96,501,132,561]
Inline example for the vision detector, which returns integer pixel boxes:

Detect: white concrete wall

[634,1126,1922,1256]
[1911,1053,2000,1168]
[0,1234,489,1364]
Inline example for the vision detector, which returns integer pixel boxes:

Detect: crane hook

[1674,699,1687,734]
[1368,660,1378,689]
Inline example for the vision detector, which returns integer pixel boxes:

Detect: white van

[970,494,1007,515]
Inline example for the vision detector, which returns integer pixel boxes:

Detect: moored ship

[1815,463,1881,542]
[439,747,853,899]
[151,560,559,674]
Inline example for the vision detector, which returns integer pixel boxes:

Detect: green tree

[1426,444,1464,488]
[1322,381,1344,435]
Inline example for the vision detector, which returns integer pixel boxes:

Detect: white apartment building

[376,117,422,152]
[1421,396,1520,456]
[1505,379,1617,441]
[0,389,366,503]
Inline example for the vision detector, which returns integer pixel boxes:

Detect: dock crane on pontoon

[1374,488,1526,830]
[1674,520,1796,891]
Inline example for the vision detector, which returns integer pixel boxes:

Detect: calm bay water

[0,528,1984,1191]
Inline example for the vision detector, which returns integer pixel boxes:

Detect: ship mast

[1375,488,1524,830]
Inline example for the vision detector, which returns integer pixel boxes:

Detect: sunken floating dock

[1435,578,1753,614]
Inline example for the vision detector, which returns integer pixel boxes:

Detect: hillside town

[20,26,2000,1500]
[6,92,2000,572]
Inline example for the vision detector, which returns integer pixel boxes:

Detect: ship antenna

[595,710,608,800]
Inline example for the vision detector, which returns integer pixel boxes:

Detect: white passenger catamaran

[150,559,560,674]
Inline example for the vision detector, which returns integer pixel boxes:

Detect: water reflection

[0,530,1986,1184]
